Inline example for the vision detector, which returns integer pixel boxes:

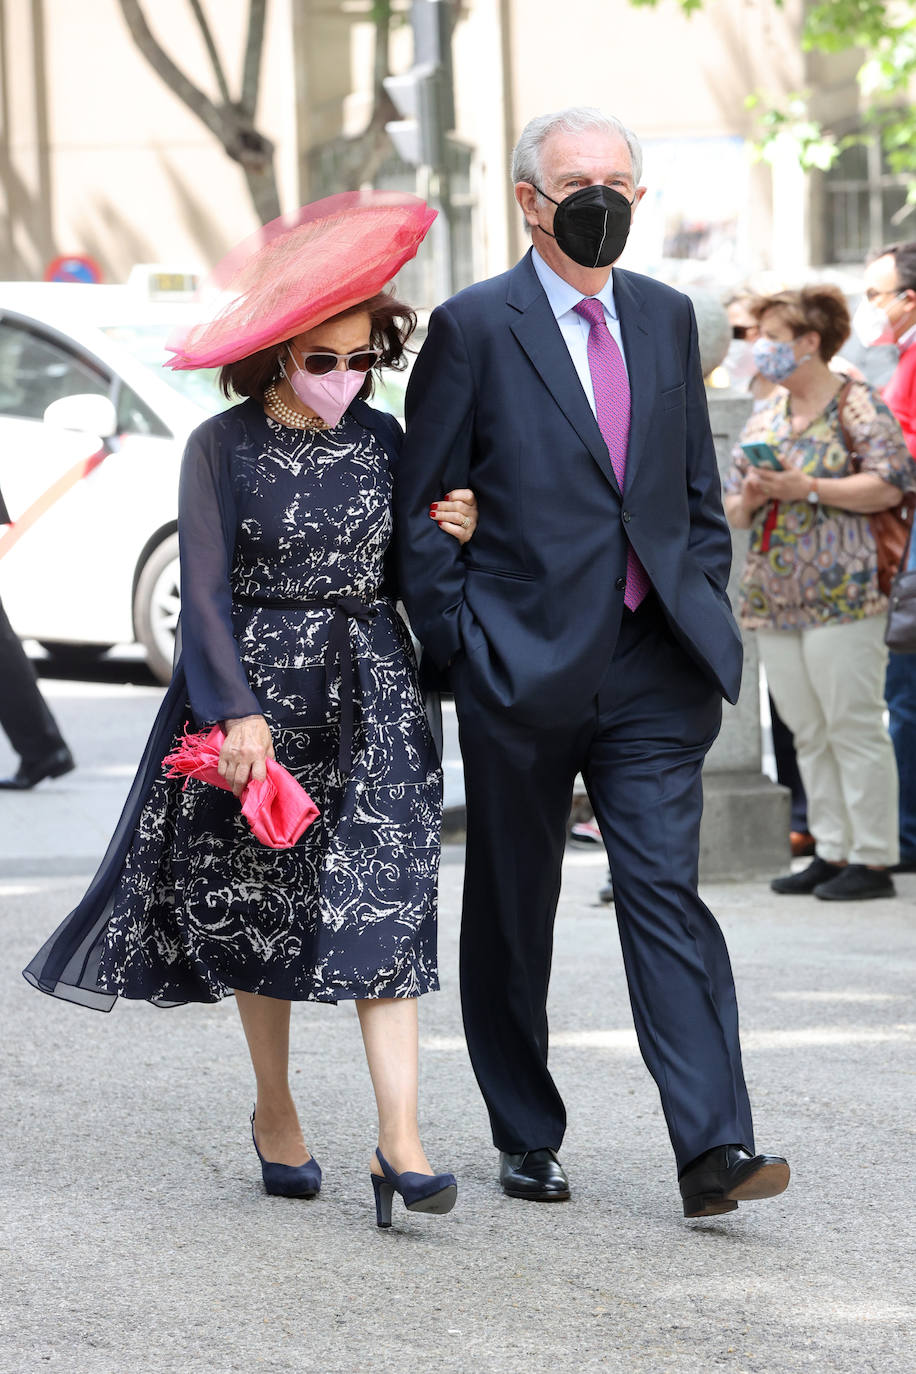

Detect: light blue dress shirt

[531,247,629,418]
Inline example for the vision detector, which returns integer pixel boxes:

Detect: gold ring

[462,515,471,529]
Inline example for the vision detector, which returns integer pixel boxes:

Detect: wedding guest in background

[0,479,75,791]
[725,284,914,901]
[856,242,916,873]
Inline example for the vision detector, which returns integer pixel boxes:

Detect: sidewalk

[1,679,914,1372]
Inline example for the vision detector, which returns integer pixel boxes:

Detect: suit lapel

[507,254,620,495]
[613,268,655,494]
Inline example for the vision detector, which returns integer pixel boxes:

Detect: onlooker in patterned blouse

[724,284,916,902]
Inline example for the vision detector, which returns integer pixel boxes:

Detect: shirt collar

[531,247,619,322]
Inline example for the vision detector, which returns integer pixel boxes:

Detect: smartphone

[741,441,783,471]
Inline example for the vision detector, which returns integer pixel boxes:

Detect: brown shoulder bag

[836,379,916,596]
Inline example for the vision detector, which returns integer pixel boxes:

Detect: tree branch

[188,0,234,107]
[117,0,233,147]
[240,0,268,119]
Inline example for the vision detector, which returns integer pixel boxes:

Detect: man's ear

[514,182,540,228]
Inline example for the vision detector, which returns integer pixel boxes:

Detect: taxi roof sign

[127,264,202,301]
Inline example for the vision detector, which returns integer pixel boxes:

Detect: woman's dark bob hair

[749,284,851,363]
[218,291,417,404]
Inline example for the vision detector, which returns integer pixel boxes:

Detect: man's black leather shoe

[499,1148,570,1201]
[0,746,75,790]
[678,1144,790,1218]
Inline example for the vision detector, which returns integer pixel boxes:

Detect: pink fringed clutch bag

[163,725,319,850]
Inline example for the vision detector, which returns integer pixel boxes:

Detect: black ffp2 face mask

[533,183,635,269]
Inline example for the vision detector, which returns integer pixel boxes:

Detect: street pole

[412,0,456,300]
[384,0,457,303]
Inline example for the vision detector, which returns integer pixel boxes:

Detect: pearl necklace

[264,383,330,431]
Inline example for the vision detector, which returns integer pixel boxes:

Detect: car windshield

[99,323,229,411]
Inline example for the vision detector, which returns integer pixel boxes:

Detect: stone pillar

[700,390,790,880]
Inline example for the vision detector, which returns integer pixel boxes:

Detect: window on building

[823,137,913,263]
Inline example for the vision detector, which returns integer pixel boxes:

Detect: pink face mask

[282,349,365,427]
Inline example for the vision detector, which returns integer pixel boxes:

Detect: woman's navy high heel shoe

[251,1112,321,1198]
[370,1148,457,1228]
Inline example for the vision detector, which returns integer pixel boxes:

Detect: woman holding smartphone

[724,285,916,901]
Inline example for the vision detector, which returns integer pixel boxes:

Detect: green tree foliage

[629,0,916,194]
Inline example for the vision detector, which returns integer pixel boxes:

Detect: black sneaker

[770,856,842,894]
[814,864,896,902]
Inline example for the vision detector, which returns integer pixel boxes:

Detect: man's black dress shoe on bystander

[770,856,841,894]
[679,1144,790,1218]
[499,1148,570,1201]
[814,863,895,901]
[0,746,75,791]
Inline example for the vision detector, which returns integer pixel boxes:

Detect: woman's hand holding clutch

[429,488,478,544]
[220,714,276,797]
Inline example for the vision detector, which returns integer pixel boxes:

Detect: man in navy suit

[395,107,789,1217]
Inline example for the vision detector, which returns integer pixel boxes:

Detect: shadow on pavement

[31,651,161,689]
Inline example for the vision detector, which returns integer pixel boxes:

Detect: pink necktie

[573,297,649,611]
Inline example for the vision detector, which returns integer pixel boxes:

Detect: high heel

[370,1148,457,1229]
[250,1111,321,1198]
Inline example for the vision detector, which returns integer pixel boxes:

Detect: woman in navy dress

[24,288,476,1227]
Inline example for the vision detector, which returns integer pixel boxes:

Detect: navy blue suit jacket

[395,250,743,724]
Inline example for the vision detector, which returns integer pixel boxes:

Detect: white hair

[511,106,643,194]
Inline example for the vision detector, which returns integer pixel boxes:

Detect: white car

[0,278,226,682]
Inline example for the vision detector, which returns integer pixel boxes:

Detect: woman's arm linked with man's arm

[394,306,476,669]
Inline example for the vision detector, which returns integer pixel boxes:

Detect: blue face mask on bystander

[752,337,811,383]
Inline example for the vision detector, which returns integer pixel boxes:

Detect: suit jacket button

[622,510,631,523]
[615,576,626,591]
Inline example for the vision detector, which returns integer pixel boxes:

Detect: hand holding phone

[741,441,783,471]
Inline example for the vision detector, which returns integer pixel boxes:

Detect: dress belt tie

[233,592,381,775]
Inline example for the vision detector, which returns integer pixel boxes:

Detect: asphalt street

[0,663,914,1373]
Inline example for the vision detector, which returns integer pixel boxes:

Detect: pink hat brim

[165,190,437,370]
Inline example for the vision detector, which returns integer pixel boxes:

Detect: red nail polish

[430,503,439,511]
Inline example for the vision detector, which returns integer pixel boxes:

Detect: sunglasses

[295,349,380,376]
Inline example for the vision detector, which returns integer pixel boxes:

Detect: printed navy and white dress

[93,398,442,1006]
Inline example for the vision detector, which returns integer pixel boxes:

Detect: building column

[701,390,791,880]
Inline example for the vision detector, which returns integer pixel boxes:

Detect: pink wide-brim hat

[165,190,437,370]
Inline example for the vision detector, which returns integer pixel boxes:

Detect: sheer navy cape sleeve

[178,409,262,725]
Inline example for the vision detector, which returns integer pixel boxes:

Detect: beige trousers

[758,615,899,867]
